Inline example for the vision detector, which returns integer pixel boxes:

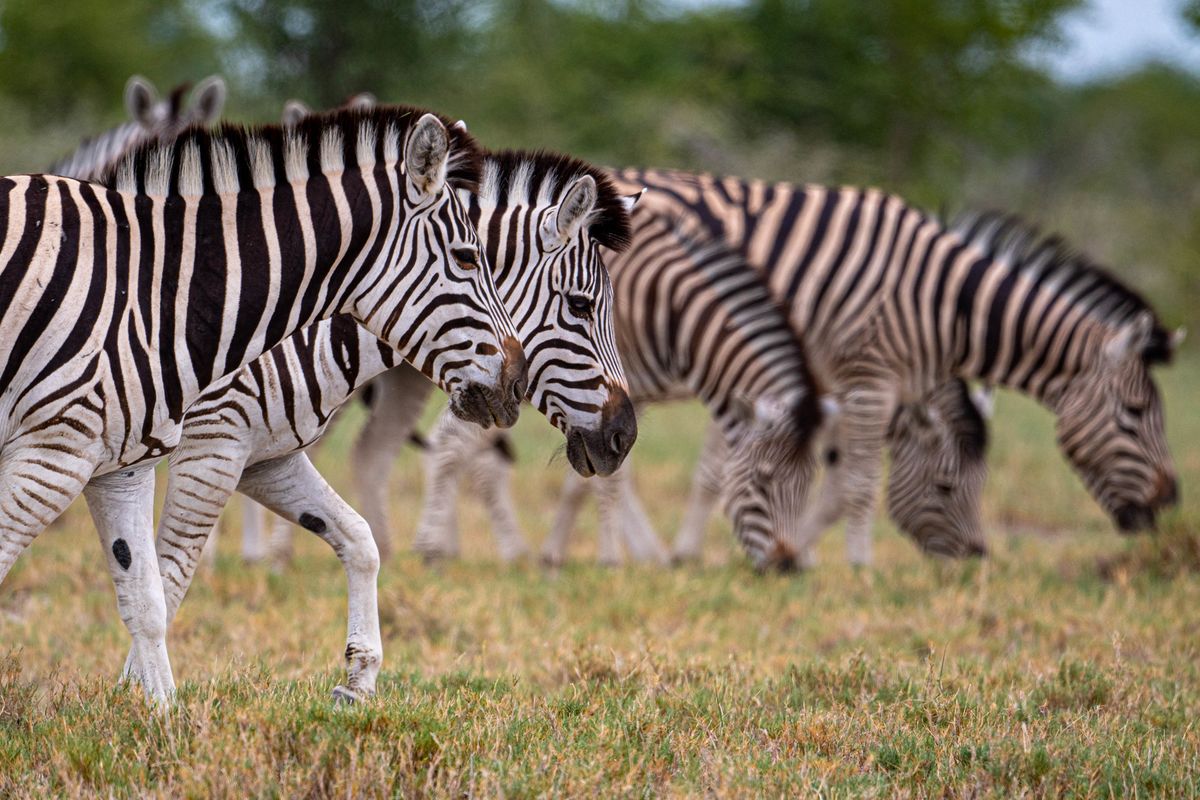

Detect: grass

[0,356,1197,797]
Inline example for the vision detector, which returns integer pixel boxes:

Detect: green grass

[1,357,1197,797]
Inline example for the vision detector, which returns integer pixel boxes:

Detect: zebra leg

[798,385,894,567]
[412,411,487,560]
[470,445,529,563]
[83,466,176,708]
[350,364,434,562]
[0,447,93,586]
[239,498,270,563]
[238,452,383,703]
[596,463,668,565]
[541,470,591,566]
[672,422,726,564]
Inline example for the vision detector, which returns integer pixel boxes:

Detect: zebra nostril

[610,430,624,455]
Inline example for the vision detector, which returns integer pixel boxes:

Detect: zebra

[415,376,993,567]
[47,74,227,181]
[412,208,833,571]
[0,105,527,706]
[140,150,640,702]
[612,173,1181,561]
[409,173,1181,569]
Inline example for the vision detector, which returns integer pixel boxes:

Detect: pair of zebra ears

[543,182,642,247]
[1104,311,1185,365]
[283,92,378,126]
[731,392,838,433]
[125,74,226,129]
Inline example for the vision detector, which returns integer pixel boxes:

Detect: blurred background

[0,0,1196,326]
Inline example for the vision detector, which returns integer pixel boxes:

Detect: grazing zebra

[409,173,1181,569]
[145,150,639,701]
[0,105,527,706]
[47,74,226,181]
[615,174,1180,560]
[414,209,832,571]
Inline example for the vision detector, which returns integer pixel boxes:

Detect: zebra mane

[480,150,633,251]
[100,105,482,200]
[951,211,1173,364]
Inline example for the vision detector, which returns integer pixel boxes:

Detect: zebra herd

[0,76,1182,708]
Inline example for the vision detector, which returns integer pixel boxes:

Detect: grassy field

[1,357,1197,798]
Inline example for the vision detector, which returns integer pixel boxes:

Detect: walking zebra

[613,173,1180,560]
[142,150,639,700]
[0,105,526,705]
[411,208,832,570]
[47,74,226,181]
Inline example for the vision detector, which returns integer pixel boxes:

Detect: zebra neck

[163,161,388,413]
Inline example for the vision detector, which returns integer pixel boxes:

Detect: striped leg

[84,466,176,707]
[240,498,270,563]
[797,382,895,567]
[467,445,529,562]
[671,423,726,564]
[0,446,93,586]
[351,365,434,561]
[237,452,382,703]
[412,412,482,560]
[541,470,591,566]
[595,464,667,565]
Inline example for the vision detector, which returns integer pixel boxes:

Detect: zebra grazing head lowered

[953,212,1180,534]
[48,74,227,181]
[471,151,639,476]
[722,391,832,572]
[885,380,991,558]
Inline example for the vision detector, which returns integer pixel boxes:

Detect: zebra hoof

[332,685,365,705]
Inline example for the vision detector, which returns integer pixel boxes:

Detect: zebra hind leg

[471,442,529,563]
[83,466,176,708]
[237,452,383,703]
[596,463,667,566]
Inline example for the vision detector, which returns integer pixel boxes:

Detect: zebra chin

[447,383,520,430]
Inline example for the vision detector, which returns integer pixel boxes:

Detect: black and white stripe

[0,104,524,705]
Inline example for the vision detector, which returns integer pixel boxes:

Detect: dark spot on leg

[299,513,327,534]
[112,538,132,570]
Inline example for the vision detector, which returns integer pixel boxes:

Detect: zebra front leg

[470,441,529,562]
[238,452,383,703]
[84,466,176,708]
[595,463,667,566]
[239,498,270,563]
[350,365,434,561]
[797,386,893,567]
[672,423,726,564]
[541,470,591,566]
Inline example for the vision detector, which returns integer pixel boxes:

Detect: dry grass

[0,357,1197,797]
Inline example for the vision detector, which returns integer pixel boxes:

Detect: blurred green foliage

[0,0,1196,323]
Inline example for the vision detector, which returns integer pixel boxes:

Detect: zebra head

[885,380,990,558]
[470,152,639,476]
[336,109,525,429]
[721,391,828,572]
[1056,312,1179,533]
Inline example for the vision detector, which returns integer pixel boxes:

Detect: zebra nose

[1154,473,1178,508]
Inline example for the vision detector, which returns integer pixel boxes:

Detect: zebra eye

[1123,403,1145,420]
[452,247,480,270]
[935,482,954,496]
[566,295,593,321]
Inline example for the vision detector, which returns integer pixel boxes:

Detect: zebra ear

[451,119,468,133]
[346,92,376,110]
[970,385,995,420]
[124,75,159,126]
[282,100,311,126]
[556,174,598,239]
[1105,311,1155,364]
[619,188,645,214]
[190,75,226,126]
[405,113,450,198]
[1170,327,1186,353]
